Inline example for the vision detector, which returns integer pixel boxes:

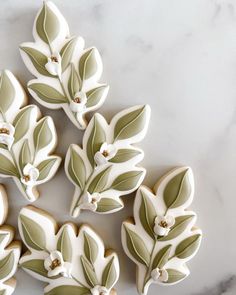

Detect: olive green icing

[68,147,86,190]
[68,64,81,99]
[57,226,73,262]
[0,71,15,114]
[0,289,5,295]
[175,234,201,259]
[36,3,60,44]
[96,198,122,212]
[102,257,117,289]
[109,148,141,164]
[165,269,186,284]
[114,106,146,141]
[21,259,48,278]
[86,86,108,108]
[37,158,58,181]
[111,170,143,191]
[20,215,46,251]
[152,245,171,270]
[13,106,34,143]
[19,140,32,171]
[163,169,191,209]
[79,48,98,81]
[60,38,77,72]
[0,154,18,177]
[33,117,53,153]
[84,232,98,264]
[0,252,14,280]
[80,255,98,287]
[45,286,90,295]
[88,166,112,194]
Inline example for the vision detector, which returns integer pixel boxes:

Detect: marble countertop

[1,0,235,294]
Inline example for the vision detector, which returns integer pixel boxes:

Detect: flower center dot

[23,175,31,182]
[50,259,61,270]
[0,128,10,135]
[74,97,81,103]
[51,56,58,63]
[102,150,109,157]
[159,221,168,228]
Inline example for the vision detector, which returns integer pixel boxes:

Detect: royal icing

[19,206,120,295]
[64,105,151,217]
[121,167,202,295]
[20,1,108,130]
[0,70,61,202]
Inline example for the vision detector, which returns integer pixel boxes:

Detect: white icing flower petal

[70,101,86,113]
[45,53,62,78]
[21,164,39,186]
[44,251,66,277]
[91,285,109,295]
[165,215,175,227]
[159,269,168,282]
[94,151,108,166]
[74,91,87,105]
[100,142,109,153]
[79,192,101,212]
[81,191,92,203]
[153,215,175,237]
[0,122,15,149]
[151,268,160,281]
[50,250,63,262]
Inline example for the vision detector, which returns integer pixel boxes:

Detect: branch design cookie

[19,206,120,295]
[0,70,61,202]
[20,1,109,130]
[121,167,202,295]
[0,185,21,295]
[65,105,151,217]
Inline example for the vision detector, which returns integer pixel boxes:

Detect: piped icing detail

[121,167,202,295]
[18,206,120,295]
[0,70,61,202]
[64,105,151,217]
[20,1,109,130]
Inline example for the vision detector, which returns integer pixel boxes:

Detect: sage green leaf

[88,166,111,193]
[0,252,14,280]
[84,232,98,264]
[86,116,106,167]
[139,191,156,238]
[0,289,5,295]
[111,171,143,191]
[36,2,60,44]
[0,154,18,177]
[37,157,59,181]
[158,215,194,242]
[80,255,98,287]
[13,106,34,143]
[109,148,141,163]
[0,144,8,150]
[28,83,67,104]
[175,234,201,259]
[45,286,90,295]
[33,117,53,153]
[21,259,48,278]
[86,85,108,108]
[152,245,171,270]
[68,64,80,99]
[79,48,98,81]
[96,198,123,213]
[20,47,53,76]
[163,169,191,209]
[67,147,86,189]
[165,269,186,283]
[0,71,15,114]
[114,106,147,141]
[57,227,72,262]
[19,140,31,171]
[60,38,77,72]
[102,257,117,289]
[20,215,46,250]
[124,226,150,266]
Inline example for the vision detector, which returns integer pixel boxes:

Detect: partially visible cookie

[121,167,202,295]
[20,1,109,130]
[0,185,21,295]
[19,205,120,295]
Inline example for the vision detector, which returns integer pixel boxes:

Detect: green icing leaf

[124,226,150,266]
[165,269,186,284]
[45,286,90,295]
[68,64,80,99]
[96,198,123,213]
[67,147,86,190]
[0,289,5,295]
[0,71,15,114]
[0,154,18,177]
[175,234,201,259]
[86,85,108,108]
[84,232,98,264]
[80,255,98,287]
[28,83,67,104]
[152,245,171,270]
[20,215,46,250]
[36,2,60,44]
[158,215,194,242]
[33,117,53,153]
[0,252,14,280]
[114,106,147,141]
[139,191,156,239]
[19,140,31,171]
[20,47,53,76]
[88,166,111,193]
[163,169,191,209]
[109,148,141,163]
[111,170,143,191]
[57,226,72,262]
[102,257,117,289]
[86,116,106,168]
[60,38,77,72]
[37,157,59,181]
[79,48,98,81]
[13,106,34,143]
[21,259,48,278]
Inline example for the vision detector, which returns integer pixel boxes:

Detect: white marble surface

[0,0,235,294]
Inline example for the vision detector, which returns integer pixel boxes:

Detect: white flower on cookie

[70,91,87,119]
[78,191,101,212]
[94,142,117,166]
[91,285,109,295]
[45,52,62,78]
[151,268,168,283]
[0,122,15,150]
[21,164,39,200]
[44,250,72,278]
[153,215,175,237]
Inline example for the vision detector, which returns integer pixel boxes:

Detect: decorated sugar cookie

[121,167,202,295]
[19,206,120,295]
[0,70,61,202]
[65,105,151,217]
[20,1,109,130]
[0,185,21,295]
